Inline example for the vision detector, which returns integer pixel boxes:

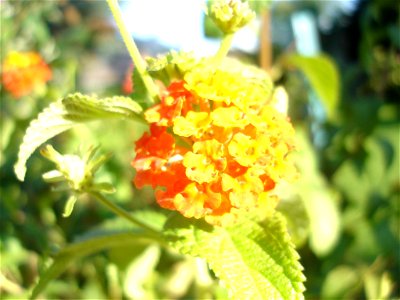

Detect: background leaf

[30,231,155,299]
[294,128,341,256]
[14,93,143,181]
[321,265,360,299]
[248,0,272,14]
[277,195,310,248]
[164,213,305,300]
[123,244,161,300]
[282,54,340,121]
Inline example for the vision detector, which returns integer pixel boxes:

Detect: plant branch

[214,33,234,64]
[260,8,272,72]
[89,191,163,240]
[106,0,159,103]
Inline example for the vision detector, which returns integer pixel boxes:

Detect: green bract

[41,145,113,194]
[41,145,114,217]
[146,51,200,85]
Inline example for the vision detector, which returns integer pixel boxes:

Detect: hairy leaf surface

[164,212,305,300]
[15,93,143,181]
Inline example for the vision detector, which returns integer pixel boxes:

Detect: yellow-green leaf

[164,212,305,300]
[283,54,340,121]
[14,93,143,181]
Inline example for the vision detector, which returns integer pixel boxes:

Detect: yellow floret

[211,106,249,128]
[184,139,227,183]
[228,133,261,167]
[184,59,273,112]
[221,170,264,209]
[173,183,210,218]
[173,111,210,138]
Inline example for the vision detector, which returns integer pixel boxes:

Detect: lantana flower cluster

[1,51,52,98]
[132,59,296,225]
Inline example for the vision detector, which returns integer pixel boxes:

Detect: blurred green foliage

[276,0,399,298]
[1,0,399,299]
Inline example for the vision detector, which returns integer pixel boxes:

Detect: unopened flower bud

[41,145,113,194]
[207,0,255,34]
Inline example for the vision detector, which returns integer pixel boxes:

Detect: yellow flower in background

[1,51,52,98]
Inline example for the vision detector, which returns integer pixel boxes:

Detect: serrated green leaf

[282,54,340,121]
[62,93,143,120]
[30,231,155,300]
[277,196,310,247]
[14,93,143,181]
[164,212,305,300]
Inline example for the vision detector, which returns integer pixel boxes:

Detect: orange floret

[132,124,190,209]
[1,51,52,98]
[122,65,134,94]
[144,81,196,126]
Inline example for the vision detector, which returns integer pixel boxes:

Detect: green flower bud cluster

[41,145,115,217]
[207,0,255,34]
[146,51,199,86]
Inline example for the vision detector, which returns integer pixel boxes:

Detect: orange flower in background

[1,51,52,98]
[132,62,296,226]
[122,65,133,94]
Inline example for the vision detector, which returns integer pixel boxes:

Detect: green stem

[106,0,159,103]
[214,33,234,64]
[89,191,162,240]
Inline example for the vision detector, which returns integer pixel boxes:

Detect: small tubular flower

[132,59,296,226]
[144,81,194,126]
[173,111,211,138]
[228,133,261,167]
[1,51,52,98]
[173,183,213,218]
[183,139,227,184]
[221,170,264,209]
[211,106,248,128]
[132,124,189,195]
[184,60,273,112]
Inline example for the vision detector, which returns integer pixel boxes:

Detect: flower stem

[89,191,162,239]
[106,0,158,103]
[214,33,234,64]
